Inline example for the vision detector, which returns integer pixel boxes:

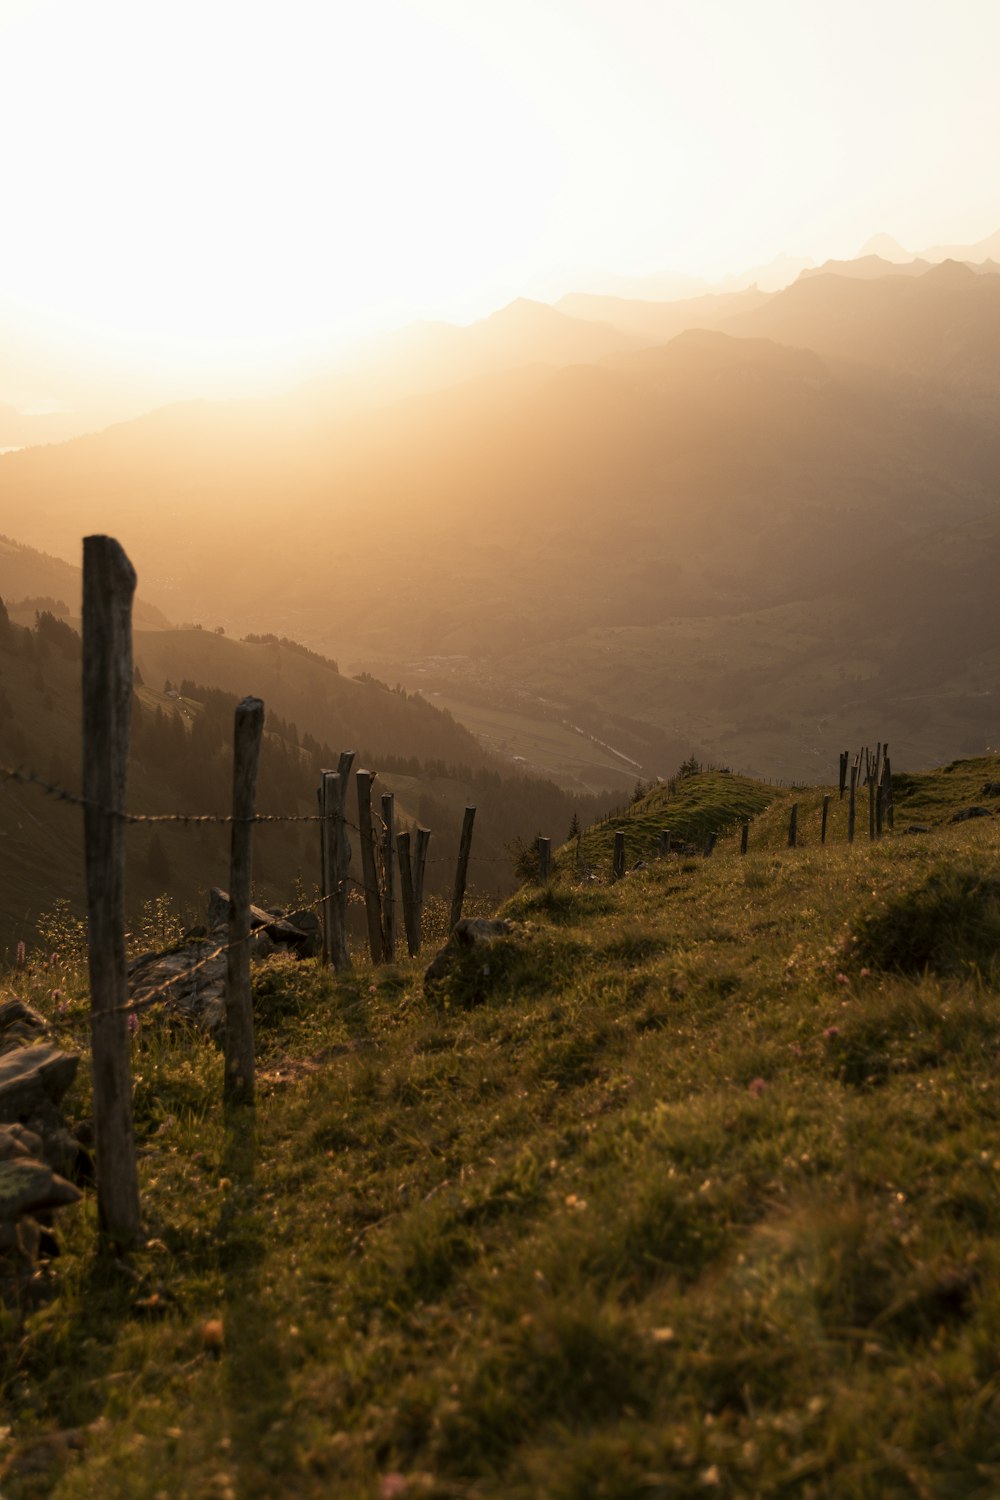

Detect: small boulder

[981,782,1000,797]
[424,919,524,1008]
[951,806,993,823]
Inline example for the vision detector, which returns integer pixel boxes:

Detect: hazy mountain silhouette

[858,227,1000,264]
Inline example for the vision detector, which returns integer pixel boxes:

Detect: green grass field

[3,758,1000,1497]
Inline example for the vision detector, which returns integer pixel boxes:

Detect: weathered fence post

[658,829,671,857]
[414,827,430,939]
[225,696,264,1107]
[848,765,857,843]
[82,534,141,1250]
[397,831,418,958]
[321,763,353,971]
[537,836,551,882]
[612,829,626,880]
[788,804,798,848]
[868,773,876,841]
[703,832,717,857]
[875,766,884,839]
[450,806,476,930]
[839,752,848,800]
[355,771,383,963]
[884,756,894,831]
[740,819,749,856]
[821,794,830,845]
[381,792,396,962]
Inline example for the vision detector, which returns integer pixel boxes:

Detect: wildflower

[835,972,849,985]
[380,1475,409,1499]
[859,967,871,979]
[748,1077,767,1098]
[15,941,26,968]
[823,1025,840,1041]
[128,1012,140,1036]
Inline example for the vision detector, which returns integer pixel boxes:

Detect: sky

[1,0,999,397]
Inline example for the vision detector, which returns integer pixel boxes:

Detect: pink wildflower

[15,941,26,968]
[380,1477,409,1500]
[128,1012,140,1036]
[835,972,849,986]
[823,1025,840,1041]
[748,1077,767,1098]
[859,967,871,979]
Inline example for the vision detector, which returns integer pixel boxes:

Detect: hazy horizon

[3,0,1000,407]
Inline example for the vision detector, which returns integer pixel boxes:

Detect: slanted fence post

[537,836,551,883]
[355,771,383,963]
[821,794,830,845]
[224,696,264,1106]
[82,534,141,1250]
[612,829,626,880]
[450,806,476,930]
[381,792,396,962]
[788,804,798,848]
[848,765,857,844]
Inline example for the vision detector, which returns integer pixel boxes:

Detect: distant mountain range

[3,230,1000,781]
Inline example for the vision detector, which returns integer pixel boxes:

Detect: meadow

[2,759,1000,1498]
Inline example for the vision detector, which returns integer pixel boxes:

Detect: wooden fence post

[450,806,476,930]
[848,765,857,844]
[355,771,383,963]
[740,819,749,856]
[839,752,848,800]
[414,827,431,943]
[658,829,671,857]
[788,804,798,848]
[868,773,876,841]
[612,829,626,880]
[82,534,141,1250]
[537,836,551,882]
[381,792,396,961]
[321,764,352,971]
[884,756,894,831]
[703,832,717,856]
[224,696,264,1107]
[821,794,830,845]
[397,831,419,958]
[875,766,884,839]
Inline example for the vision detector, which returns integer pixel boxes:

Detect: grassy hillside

[4,758,1000,1496]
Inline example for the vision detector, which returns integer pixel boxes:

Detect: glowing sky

[1,0,999,389]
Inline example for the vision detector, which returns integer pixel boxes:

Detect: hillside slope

[4,760,1000,1494]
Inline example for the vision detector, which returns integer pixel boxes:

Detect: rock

[0,1045,79,1124]
[904,824,933,835]
[207,887,321,958]
[424,919,524,1008]
[951,806,993,822]
[981,782,1000,797]
[0,1159,81,1221]
[0,999,48,1052]
[0,1123,45,1163]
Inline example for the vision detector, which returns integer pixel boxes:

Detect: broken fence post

[82,534,141,1250]
[225,695,264,1107]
